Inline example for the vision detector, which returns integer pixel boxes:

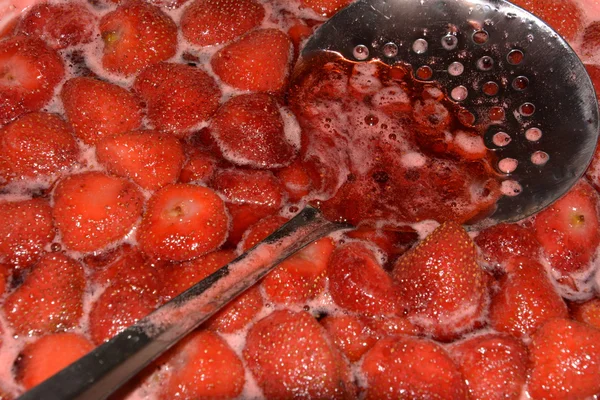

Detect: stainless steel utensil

[17,0,599,399]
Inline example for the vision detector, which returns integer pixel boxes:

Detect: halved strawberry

[181,0,265,47]
[474,222,541,273]
[0,264,9,296]
[392,221,487,341]
[53,172,145,252]
[15,2,97,50]
[298,0,354,17]
[205,285,263,334]
[3,253,85,336]
[61,77,143,146]
[489,256,568,340]
[275,160,313,202]
[133,63,221,136]
[571,298,600,330]
[528,318,600,399]
[449,333,528,400]
[89,278,161,344]
[0,112,79,184]
[16,333,94,390]
[262,237,334,305]
[320,314,379,362]
[361,336,468,400]
[239,215,289,251]
[179,148,217,184]
[243,310,354,399]
[0,35,64,125]
[86,244,149,287]
[533,179,600,273]
[211,29,293,92]
[209,93,297,168]
[287,21,315,59]
[212,168,284,245]
[138,184,229,261]
[96,130,185,191]
[0,198,54,269]
[582,24,600,60]
[99,1,178,76]
[509,0,583,42]
[328,241,401,316]
[159,330,245,399]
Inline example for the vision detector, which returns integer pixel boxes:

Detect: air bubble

[493,132,511,147]
[499,158,518,174]
[413,38,428,54]
[415,65,433,80]
[365,114,379,126]
[501,180,522,196]
[512,76,529,91]
[448,62,464,76]
[472,30,489,44]
[531,151,549,165]
[383,42,398,58]
[451,86,468,101]
[519,103,535,116]
[525,127,542,141]
[477,56,494,71]
[507,49,524,65]
[441,34,458,50]
[353,44,369,60]
[483,81,499,96]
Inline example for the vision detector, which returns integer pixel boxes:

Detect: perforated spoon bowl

[17,1,599,399]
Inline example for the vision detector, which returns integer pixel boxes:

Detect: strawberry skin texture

[392,221,487,341]
[3,253,85,337]
[528,318,600,400]
[211,29,293,93]
[99,1,178,76]
[509,0,583,42]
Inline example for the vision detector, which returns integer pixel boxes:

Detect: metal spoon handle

[17,206,347,400]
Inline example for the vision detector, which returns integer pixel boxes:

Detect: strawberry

[262,237,334,305]
[320,314,379,362]
[582,24,600,60]
[178,148,217,184]
[181,0,265,47]
[53,172,145,252]
[86,244,149,287]
[528,318,600,400]
[99,1,178,76]
[211,29,293,93]
[161,249,236,300]
[133,63,221,136]
[138,184,229,261]
[361,336,468,400]
[212,168,284,245]
[0,198,54,269]
[275,160,313,202]
[0,264,9,296]
[159,330,245,400]
[96,130,185,191]
[489,256,568,339]
[449,333,528,400]
[509,0,583,42]
[392,222,487,341]
[243,310,355,399]
[0,35,64,125]
[345,227,418,264]
[0,112,79,184]
[3,253,85,336]
[205,285,263,333]
[327,241,401,316]
[239,215,289,251]
[287,21,315,58]
[209,93,298,168]
[16,333,94,390]
[15,2,97,50]
[570,298,600,330]
[60,77,143,146]
[533,179,600,273]
[474,223,541,272]
[298,0,354,17]
[89,278,161,344]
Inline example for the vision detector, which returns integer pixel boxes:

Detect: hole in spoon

[415,65,433,80]
[382,42,398,58]
[477,56,494,71]
[451,86,468,101]
[507,49,524,65]
[353,44,369,60]
[482,81,499,96]
[472,30,489,44]
[519,103,535,116]
[498,158,518,174]
[512,76,529,91]
[441,34,458,50]
[493,131,511,147]
[501,180,522,196]
[525,127,543,141]
[412,38,428,54]
[448,62,464,76]
[531,151,549,166]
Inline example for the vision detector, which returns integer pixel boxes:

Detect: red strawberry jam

[0,0,599,399]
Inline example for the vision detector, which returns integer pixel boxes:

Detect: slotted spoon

[17,0,599,399]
